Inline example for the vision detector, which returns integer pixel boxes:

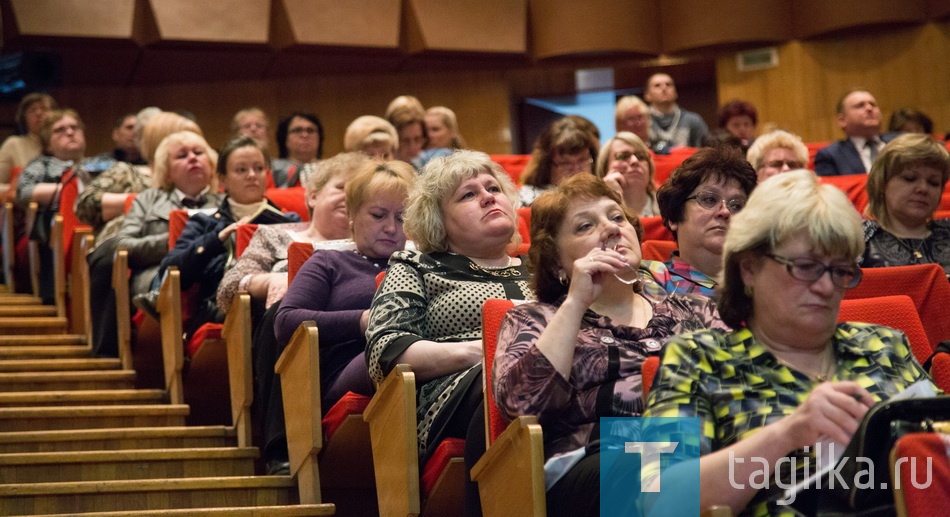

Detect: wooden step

[0,447,259,483]
[0,389,166,407]
[0,316,68,333]
[35,505,336,516]
[0,344,90,359]
[0,357,121,372]
[0,294,43,305]
[0,476,300,515]
[0,426,236,454]
[0,369,136,392]
[0,404,189,432]
[0,334,86,346]
[0,304,57,316]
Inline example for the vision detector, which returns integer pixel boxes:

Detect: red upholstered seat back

[490,154,531,185]
[264,187,309,221]
[892,432,950,516]
[642,356,660,400]
[236,224,258,258]
[653,147,697,186]
[640,240,677,262]
[58,171,91,271]
[818,174,869,214]
[838,295,931,365]
[168,209,189,250]
[640,215,675,241]
[482,298,516,444]
[287,241,313,284]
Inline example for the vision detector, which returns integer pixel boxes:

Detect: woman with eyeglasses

[861,133,950,274]
[271,112,323,188]
[518,116,600,206]
[594,131,660,216]
[745,129,809,184]
[647,146,756,296]
[644,169,936,515]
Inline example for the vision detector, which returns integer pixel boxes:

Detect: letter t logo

[625,441,679,492]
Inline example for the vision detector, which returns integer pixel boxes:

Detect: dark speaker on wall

[0,51,62,102]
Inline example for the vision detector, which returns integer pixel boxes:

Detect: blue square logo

[600,417,701,516]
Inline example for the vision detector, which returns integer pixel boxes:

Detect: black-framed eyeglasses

[289,126,318,135]
[686,191,746,214]
[766,253,863,289]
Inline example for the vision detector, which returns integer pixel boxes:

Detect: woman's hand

[360,309,370,334]
[565,246,631,308]
[217,216,251,242]
[778,381,875,448]
[247,272,289,309]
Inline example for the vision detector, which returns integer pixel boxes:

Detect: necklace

[472,256,512,270]
[895,236,927,262]
[356,250,383,269]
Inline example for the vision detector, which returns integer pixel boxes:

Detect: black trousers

[88,240,119,358]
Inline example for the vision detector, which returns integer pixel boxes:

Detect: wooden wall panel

[271,0,401,49]
[9,0,139,40]
[529,0,661,59]
[405,0,526,54]
[660,0,793,54]
[793,0,928,39]
[929,0,950,19]
[147,0,270,44]
[716,22,950,143]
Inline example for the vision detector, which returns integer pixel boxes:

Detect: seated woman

[365,150,533,465]
[343,115,398,160]
[645,169,937,516]
[860,133,950,274]
[519,117,600,206]
[216,151,370,313]
[647,145,756,296]
[276,159,415,408]
[0,92,56,187]
[594,131,660,216]
[745,129,809,184]
[271,112,324,188]
[717,99,758,149]
[492,174,728,517]
[145,136,298,334]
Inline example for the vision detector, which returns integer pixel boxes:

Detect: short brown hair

[521,117,600,188]
[529,174,642,304]
[865,133,950,227]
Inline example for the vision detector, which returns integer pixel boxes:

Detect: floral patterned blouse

[861,219,950,276]
[493,293,727,460]
[645,323,937,517]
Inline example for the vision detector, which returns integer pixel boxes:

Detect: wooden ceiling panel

[660,0,793,55]
[147,0,270,44]
[271,0,401,50]
[9,0,141,41]
[793,0,928,39]
[405,0,526,55]
[529,0,661,60]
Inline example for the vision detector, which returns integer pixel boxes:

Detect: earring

[744,284,753,297]
[558,270,569,286]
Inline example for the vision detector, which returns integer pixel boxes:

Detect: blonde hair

[345,160,417,214]
[385,95,425,119]
[425,106,466,149]
[746,130,809,171]
[718,169,864,328]
[614,95,650,131]
[231,107,268,135]
[594,131,656,196]
[140,112,202,166]
[151,131,218,192]
[405,150,519,253]
[302,152,371,199]
[865,133,950,227]
[344,115,399,153]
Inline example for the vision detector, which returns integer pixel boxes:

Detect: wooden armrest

[157,267,184,405]
[471,415,546,517]
[363,364,420,516]
[223,291,253,448]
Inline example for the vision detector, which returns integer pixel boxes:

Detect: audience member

[424,106,466,149]
[861,133,950,273]
[745,129,809,183]
[614,95,651,144]
[232,107,270,145]
[519,117,599,206]
[343,115,398,159]
[93,113,145,167]
[718,99,758,147]
[644,73,708,152]
[0,92,57,186]
[815,89,894,176]
[365,150,532,470]
[888,107,933,135]
[649,146,756,296]
[387,105,427,165]
[272,112,323,188]
[76,111,201,247]
[88,131,221,357]
[16,109,98,209]
[594,131,659,216]
[645,169,935,515]
[491,174,727,517]
[385,95,425,119]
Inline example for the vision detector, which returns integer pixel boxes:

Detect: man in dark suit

[815,89,893,176]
